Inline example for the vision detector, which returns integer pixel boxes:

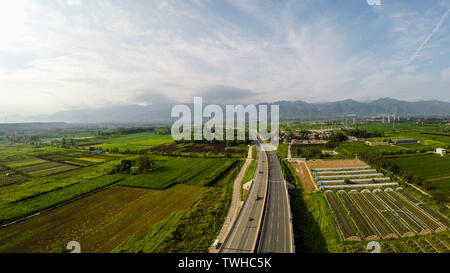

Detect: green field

[0,174,127,225]
[385,154,450,180]
[115,159,242,253]
[0,184,204,253]
[0,158,123,206]
[81,132,174,152]
[119,157,237,189]
[385,154,450,200]
[276,143,288,158]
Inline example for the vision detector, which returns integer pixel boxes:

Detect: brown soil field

[148,144,178,152]
[291,162,316,193]
[0,184,204,253]
[307,159,369,169]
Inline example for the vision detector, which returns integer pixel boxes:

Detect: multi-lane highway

[220,136,294,253]
[220,141,269,253]
[258,150,293,253]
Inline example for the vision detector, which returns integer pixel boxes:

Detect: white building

[436,148,447,156]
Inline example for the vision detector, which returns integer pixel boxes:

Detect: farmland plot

[0,174,127,225]
[429,236,450,253]
[349,191,397,239]
[336,190,378,240]
[374,190,427,235]
[385,154,450,180]
[386,190,445,233]
[396,188,450,228]
[119,158,237,190]
[362,190,413,237]
[0,168,27,186]
[324,191,360,241]
[0,184,203,253]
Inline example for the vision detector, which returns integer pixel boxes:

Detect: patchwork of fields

[0,166,27,186]
[0,128,247,253]
[290,157,449,253]
[325,188,448,241]
[0,174,127,225]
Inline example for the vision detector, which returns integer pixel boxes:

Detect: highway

[220,141,269,253]
[258,150,294,253]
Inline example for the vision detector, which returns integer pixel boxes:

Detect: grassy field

[113,210,186,253]
[0,174,127,225]
[385,154,450,180]
[81,132,174,152]
[0,184,204,253]
[276,143,288,158]
[0,127,249,253]
[385,154,450,199]
[241,159,257,200]
[0,158,123,206]
[119,157,237,189]
[119,160,242,253]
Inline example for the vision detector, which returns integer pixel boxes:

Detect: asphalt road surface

[258,150,293,253]
[220,141,269,253]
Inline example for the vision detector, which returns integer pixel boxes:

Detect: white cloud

[0,0,449,117]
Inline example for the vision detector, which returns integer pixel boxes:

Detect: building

[290,158,306,162]
[365,141,389,146]
[436,148,447,156]
[392,138,418,144]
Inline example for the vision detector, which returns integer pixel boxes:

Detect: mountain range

[5,98,450,123]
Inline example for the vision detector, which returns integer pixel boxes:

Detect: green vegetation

[276,143,288,158]
[291,144,333,159]
[0,184,204,253]
[113,160,242,253]
[0,158,123,206]
[119,158,237,189]
[281,158,331,252]
[81,132,174,152]
[113,210,186,253]
[0,174,126,225]
[241,159,257,200]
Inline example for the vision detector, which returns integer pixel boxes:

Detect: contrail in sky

[407,8,450,65]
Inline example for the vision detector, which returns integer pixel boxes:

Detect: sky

[0,0,450,117]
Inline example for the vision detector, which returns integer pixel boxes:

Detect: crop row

[386,190,445,232]
[373,191,426,234]
[361,191,412,237]
[16,161,65,173]
[0,174,126,225]
[396,188,450,228]
[326,187,448,242]
[407,240,424,253]
[349,191,397,239]
[336,190,378,240]
[429,237,449,253]
[324,191,360,241]
[119,158,238,190]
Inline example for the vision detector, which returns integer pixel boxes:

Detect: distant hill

[6,98,450,123]
[275,98,450,119]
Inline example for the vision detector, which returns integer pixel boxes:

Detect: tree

[136,155,154,173]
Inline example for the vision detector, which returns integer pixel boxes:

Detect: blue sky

[0,0,449,116]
